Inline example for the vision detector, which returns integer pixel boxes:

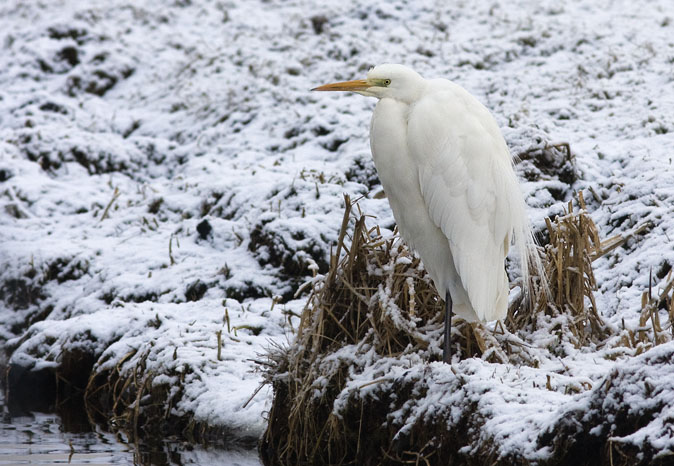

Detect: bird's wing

[407,87,515,321]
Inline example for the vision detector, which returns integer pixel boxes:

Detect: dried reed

[262,190,659,465]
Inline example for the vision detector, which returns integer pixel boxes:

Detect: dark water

[0,389,261,465]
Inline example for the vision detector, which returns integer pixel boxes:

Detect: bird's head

[312,64,425,104]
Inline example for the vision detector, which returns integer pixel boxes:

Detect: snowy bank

[1,0,673,461]
[261,202,673,465]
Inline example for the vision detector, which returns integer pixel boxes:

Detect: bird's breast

[370,99,439,251]
[370,99,418,224]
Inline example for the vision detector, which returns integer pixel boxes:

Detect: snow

[1,0,673,459]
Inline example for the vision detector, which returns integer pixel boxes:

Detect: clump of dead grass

[510,192,660,354]
[290,194,533,367]
[260,195,441,463]
[261,190,667,466]
[261,194,544,464]
[509,192,608,348]
[611,267,674,357]
[83,348,258,449]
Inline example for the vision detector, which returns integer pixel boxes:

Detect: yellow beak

[311,79,370,92]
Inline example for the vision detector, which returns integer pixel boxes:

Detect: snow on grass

[1,0,673,456]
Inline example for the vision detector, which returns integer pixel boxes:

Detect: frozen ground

[1,0,673,460]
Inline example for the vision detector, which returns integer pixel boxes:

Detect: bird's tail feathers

[514,210,550,310]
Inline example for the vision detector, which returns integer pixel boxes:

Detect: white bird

[313,64,542,363]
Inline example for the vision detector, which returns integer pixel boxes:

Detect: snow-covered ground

[1,0,673,459]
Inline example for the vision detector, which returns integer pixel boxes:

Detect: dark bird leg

[443,290,453,363]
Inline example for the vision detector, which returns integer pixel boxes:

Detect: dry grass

[510,191,664,356]
[614,266,674,356]
[261,191,666,466]
[261,194,549,464]
[261,195,446,464]
[82,348,258,449]
[67,188,670,464]
[509,191,608,347]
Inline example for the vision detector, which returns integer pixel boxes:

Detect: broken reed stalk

[632,269,674,350]
[99,186,121,221]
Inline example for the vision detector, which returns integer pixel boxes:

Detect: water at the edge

[0,389,261,465]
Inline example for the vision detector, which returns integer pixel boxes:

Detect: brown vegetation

[260,193,670,466]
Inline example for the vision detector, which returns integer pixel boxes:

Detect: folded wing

[406,85,517,321]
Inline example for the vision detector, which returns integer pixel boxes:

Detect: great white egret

[313,64,542,363]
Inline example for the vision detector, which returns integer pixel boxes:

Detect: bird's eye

[384,79,391,86]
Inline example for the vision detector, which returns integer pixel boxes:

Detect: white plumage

[314,64,541,360]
